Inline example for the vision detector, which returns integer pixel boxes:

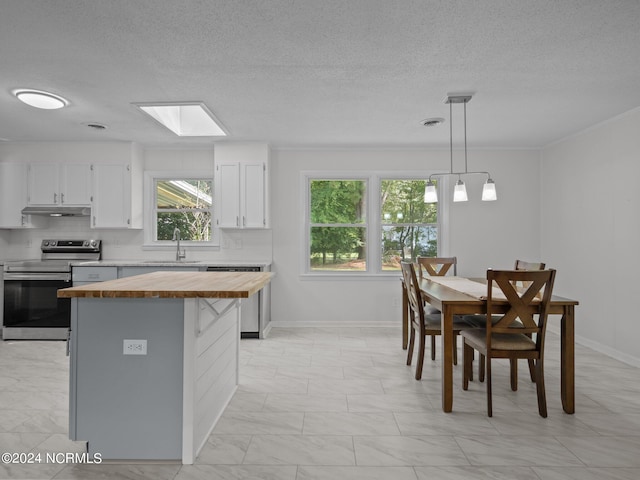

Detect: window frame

[143,170,219,249]
[301,170,449,278]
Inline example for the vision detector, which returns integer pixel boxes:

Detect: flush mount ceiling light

[133,102,227,137]
[424,94,497,203]
[13,89,69,109]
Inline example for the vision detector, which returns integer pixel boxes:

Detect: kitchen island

[58,271,272,464]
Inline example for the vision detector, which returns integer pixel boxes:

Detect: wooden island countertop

[58,270,273,299]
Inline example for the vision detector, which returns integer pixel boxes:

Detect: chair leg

[486,356,493,417]
[430,335,436,361]
[406,326,415,366]
[463,342,473,390]
[528,359,536,382]
[415,333,426,380]
[453,334,458,366]
[510,358,518,391]
[535,359,548,418]
[479,354,485,382]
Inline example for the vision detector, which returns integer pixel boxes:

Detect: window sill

[299,272,401,281]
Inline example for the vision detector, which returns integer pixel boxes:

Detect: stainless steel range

[2,239,101,340]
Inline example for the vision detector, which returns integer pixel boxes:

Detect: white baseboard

[269,320,400,329]
[547,323,640,368]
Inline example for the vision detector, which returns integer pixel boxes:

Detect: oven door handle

[3,273,71,282]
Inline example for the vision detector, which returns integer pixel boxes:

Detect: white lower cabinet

[72,266,118,286]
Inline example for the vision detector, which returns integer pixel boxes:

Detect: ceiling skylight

[134,102,227,137]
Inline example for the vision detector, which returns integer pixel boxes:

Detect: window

[144,172,215,246]
[309,179,368,271]
[380,179,438,271]
[304,173,442,275]
[155,179,212,240]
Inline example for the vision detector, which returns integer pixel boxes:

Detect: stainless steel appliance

[2,239,101,340]
[206,265,261,338]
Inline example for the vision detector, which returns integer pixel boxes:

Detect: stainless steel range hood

[21,206,91,217]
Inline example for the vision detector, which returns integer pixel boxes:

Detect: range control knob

[43,241,50,246]
[83,241,89,247]
[90,240,98,248]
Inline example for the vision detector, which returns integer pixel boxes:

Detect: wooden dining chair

[416,256,457,279]
[401,261,471,379]
[467,259,546,383]
[414,256,461,362]
[461,269,556,417]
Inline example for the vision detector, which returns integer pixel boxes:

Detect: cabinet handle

[54,193,57,203]
[236,216,239,227]
[243,216,246,226]
[61,192,65,204]
[93,216,96,226]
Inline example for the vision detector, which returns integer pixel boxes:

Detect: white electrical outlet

[123,339,147,355]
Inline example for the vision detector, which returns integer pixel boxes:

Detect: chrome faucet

[172,227,186,261]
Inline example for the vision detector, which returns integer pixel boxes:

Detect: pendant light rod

[449,100,454,176]
[464,99,468,174]
[423,94,497,203]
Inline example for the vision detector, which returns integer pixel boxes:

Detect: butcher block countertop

[58,271,273,299]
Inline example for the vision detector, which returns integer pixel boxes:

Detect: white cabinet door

[27,163,91,206]
[28,163,59,205]
[0,163,45,228]
[241,162,265,228]
[214,144,269,229]
[61,164,92,205]
[91,163,131,228]
[215,160,266,229]
[215,162,241,228]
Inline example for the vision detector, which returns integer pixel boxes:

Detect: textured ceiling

[1,0,640,149]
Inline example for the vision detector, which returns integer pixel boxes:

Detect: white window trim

[300,170,450,278]
[143,170,219,249]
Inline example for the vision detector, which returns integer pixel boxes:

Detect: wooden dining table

[401,276,579,413]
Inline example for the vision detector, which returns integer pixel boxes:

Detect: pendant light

[424,94,497,203]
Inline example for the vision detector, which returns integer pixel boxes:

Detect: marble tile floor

[1,327,640,479]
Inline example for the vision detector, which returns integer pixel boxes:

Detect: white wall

[541,107,640,366]
[270,148,541,326]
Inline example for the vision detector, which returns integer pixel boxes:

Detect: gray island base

[59,271,272,463]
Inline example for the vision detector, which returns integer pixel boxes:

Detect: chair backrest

[514,259,546,270]
[400,261,425,326]
[486,269,556,351]
[513,259,546,292]
[416,256,457,278]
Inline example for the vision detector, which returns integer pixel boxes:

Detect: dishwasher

[206,266,261,338]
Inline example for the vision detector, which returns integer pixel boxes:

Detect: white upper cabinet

[91,145,143,229]
[214,143,270,229]
[0,163,46,229]
[28,163,91,206]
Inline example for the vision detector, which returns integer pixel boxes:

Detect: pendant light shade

[453,180,468,202]
[424,180,438,203]
[423,94,497,204]
[482,178,497,201]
